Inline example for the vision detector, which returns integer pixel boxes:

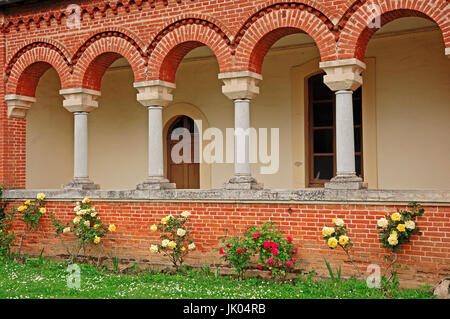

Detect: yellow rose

[73,216,81,224]
[94,224,99,228]
[397,224,406,232]
[90,212,97,217]
[339,235,349,247]
[188,243,196,250]
[328,237,338,249]
[167,241,177,250]
[322,227,335,237]
[150,224,158,232]
[390,231,398,238]
[161,217,168,225]
[39,207,46,214]
[94,236,101,244]
[108,224,116,232]
[36,193,45,201]
[388,236,398,246]
[181,247,186,252]
[391,212,401,221]
[82,197,90,204]
[17,205,27,212]
[24,200,31,205]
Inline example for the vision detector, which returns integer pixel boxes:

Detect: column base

[223,175,264,190]
[62,178,100,190]
[136,177,176,190]
[324,174,367,190]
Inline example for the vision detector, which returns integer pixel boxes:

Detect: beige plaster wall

[367,30,450,190]
[26,28,450,191]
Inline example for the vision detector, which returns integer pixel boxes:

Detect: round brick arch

[338,0,449,60]
[234,6,337,73]
[6,46,71,96]
[147,22,232,82]
[71,35,147,91]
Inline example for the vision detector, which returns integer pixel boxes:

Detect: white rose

[84,221,90,227]
[161,239,170,247]
[334,218,344,227]
[73,217,81,224]
[150,245,159,253]
[181,211,191,218]
[188,243,196,250]
[63,227,71,234]
[177,228,186,237]
[405,220,415,230]
[74,206,81,212]
[377,218,389,229]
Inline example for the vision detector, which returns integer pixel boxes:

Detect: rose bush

[50,197,116,263]
[218,235,252,280]
[149,211,195,271]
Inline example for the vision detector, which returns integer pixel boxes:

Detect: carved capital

[59,88,101,113]
[134,80,176,107]
[218,71,262,100]
[5,94,36,118]
[319,58,366,91]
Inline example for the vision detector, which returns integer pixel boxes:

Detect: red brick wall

[6,200,450,288]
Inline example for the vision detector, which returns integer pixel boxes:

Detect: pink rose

[263,241,270,249]
[292,257,296,262]
[268,258,275,264]
[223,254,228,259]
[287,236,293,243]
[273,248,278,256]
[271,242,279,249]
[277,262,283,266]
[293,247,298,253]
[286,261,292,266]
[219,247,224,255]
[252,233,260,239]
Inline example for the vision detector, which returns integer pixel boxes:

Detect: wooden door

[167,116,200,189]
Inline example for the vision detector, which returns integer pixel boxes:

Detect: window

[308,73,363,187]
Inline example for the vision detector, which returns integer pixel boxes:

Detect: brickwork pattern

[6,201,450,287]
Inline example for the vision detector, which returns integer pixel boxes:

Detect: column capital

[445,47,450,58]
[59,88,101,113]
[133,80,176,107]
[5,94,36,118]
[319,58,366,91]
[218,71,262,100]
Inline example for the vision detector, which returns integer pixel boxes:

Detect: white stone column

[134,80,175,190]
[320,58,366,189]
[218,71,263,190]
[60,88,100,190]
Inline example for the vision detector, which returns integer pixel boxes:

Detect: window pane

[313,130,333,153]
[355,155,362,177]
[312,76,333,101]
[354,127,362,153]
[353,99,362,125]
[354,87,362,99]
[313,102,333,127]
[313,156,334,180]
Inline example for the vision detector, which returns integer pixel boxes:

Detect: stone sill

[3,188,450,205]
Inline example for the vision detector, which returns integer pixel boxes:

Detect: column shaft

[148,106,164,178]
[234,99,251,176]
[335,90,356,176]
[73,112,89,179]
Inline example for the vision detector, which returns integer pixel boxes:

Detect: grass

[0,256,434,299]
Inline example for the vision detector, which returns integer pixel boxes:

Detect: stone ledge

[3,188,450,205]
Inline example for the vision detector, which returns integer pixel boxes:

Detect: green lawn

[0,257,434,299]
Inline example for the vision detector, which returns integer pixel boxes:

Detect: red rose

[236,249,243,254]
[287,236,293,243]
[257,265,263,270]
[219,247,224,255]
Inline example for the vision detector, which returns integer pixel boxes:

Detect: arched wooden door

[166,116,200,189]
